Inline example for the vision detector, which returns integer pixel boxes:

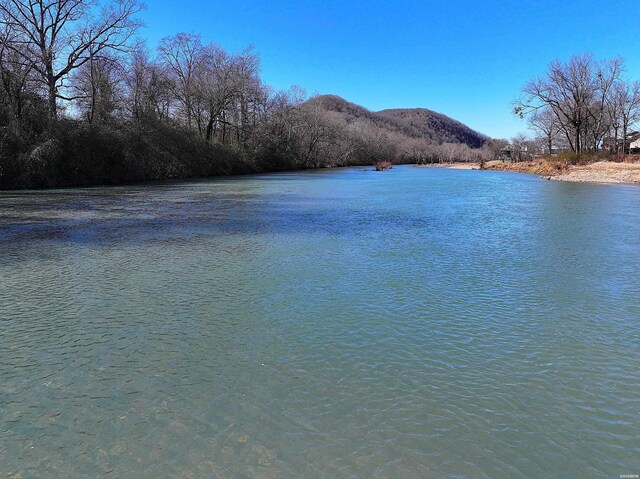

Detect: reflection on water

[1,166,639,478]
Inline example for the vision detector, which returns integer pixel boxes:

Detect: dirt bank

[427,159,640,185]
[417,162,480,170]
[549,161,640,184]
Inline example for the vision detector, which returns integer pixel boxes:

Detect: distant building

[499,146,512,161]
[628,131,640,153]
[499,144,533,162]
[603,131,640,153]
[533,147,560,158]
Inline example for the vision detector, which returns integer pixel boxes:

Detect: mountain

[307,95,488,148]
[376,108,488,148]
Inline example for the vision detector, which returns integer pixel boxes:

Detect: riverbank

[423,159,640,185]
[547,161,640,184]
[417,163,480,170]
[487,159,640,184]
[0,120,379,191]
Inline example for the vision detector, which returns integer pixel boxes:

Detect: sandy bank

[550,161,640,184]
[417,163,480,170]
[425,160,640,185]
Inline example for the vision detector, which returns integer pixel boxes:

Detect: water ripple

[1,166,639,478]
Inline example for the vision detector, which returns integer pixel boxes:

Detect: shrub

[374,160,393,171]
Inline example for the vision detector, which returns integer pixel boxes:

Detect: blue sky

[139,0,640,139]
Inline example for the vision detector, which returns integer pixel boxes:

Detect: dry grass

[374,161,393,171]
[554,161,640,184]
[485,159,562,176]
[486,155,640,184]
[417,154,640,185]
[416,162,479,169]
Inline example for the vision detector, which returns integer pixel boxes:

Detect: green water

[1,166,639,478]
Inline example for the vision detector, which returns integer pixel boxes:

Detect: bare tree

[0,24,35,131]
[253,85,306,164]
[231,47,261,146]
[484,138,508,161]
[585,57,622,151]
[125,46,173,121]
[70,49,123,123]
[296,98,336,167]
[0,0,142,119]
[515,54,622,154]
[528,106,561,154]
[158,32,203,128]
[610,80,640,154]
[510,133,533,162]
[191,44,237,143]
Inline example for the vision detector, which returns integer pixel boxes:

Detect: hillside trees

[251,86,304,168]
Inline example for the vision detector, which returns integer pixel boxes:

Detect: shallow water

[1,166,639,478]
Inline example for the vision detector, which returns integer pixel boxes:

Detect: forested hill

[309,95,488,149]
[377,108,488,148]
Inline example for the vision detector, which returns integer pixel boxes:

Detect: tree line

[515,53,640,155]
[0,0,496,189]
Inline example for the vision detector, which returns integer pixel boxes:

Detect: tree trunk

[205,114,214,143]
[222,110,227,143]
[47,76,57,119]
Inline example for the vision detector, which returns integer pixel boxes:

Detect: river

[1,166,639,478]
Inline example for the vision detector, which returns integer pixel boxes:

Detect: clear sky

[138,0,640,139]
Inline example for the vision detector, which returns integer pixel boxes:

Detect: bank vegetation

[0,0,491,189]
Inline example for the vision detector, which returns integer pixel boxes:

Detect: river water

[1,166,639,478]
